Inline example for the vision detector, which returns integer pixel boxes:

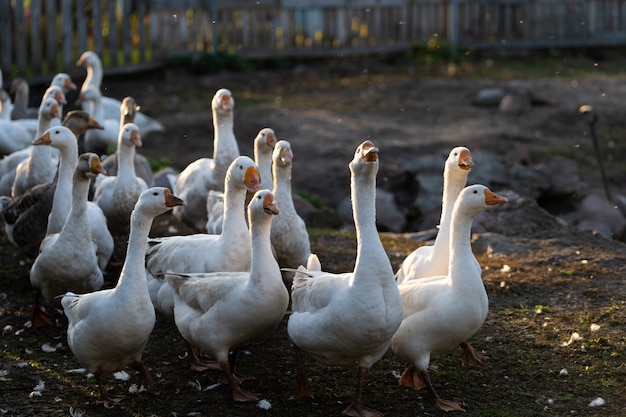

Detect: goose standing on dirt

[206,127,276,234]
[29,153,106,326]
[287,140,403,417]
[61,187,184,403]
[93,123,148,236]
[269,140,311,288]
[391,184,507,412]
[166,189,288,402]
[10,97,61,198]
[146,156,261,317]
[395,146,488,366]
[76,50,164,134]
[173,88,239,231]
[1,112,104,254]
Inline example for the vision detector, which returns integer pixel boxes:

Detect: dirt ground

[0,57,625,416]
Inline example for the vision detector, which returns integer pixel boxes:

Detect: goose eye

[239,165,243,170]
[473,190,478,194]
[152,191,159,196]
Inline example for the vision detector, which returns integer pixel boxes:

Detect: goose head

[77,152,107,179]
[121,96,138,124]
[255,128,277,153]
[33,126,78,152]
[272,140,293,168]
[136,187,185,218]
[51,73,77,92]
[119,123,142,148]
[350,140,379,177]
[76,51,100,68]
[456,184,508,217]
[212,88,234,116]
[39,97,61,121]
[225,156,262,193]
[250,189,280,218]
[43,85,67,106]
[447,146,474,173]
[62,110,104,136]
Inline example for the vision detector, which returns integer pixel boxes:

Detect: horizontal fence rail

[1,0,626,83]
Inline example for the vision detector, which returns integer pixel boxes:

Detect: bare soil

[0,57,625,416]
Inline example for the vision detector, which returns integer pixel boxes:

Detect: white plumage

[166,189,288,402]
[93,123,148,236]
[29,153,106,326]
[391,184,507,412]
[173,88,239,231]
[146,156,261,317]
[287,140,403,417]
[61,187,184,403]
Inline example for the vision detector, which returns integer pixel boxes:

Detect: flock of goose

[0,52,509,415]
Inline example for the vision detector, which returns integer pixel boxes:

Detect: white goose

[391,184,507,412]
[77,51,164,134]
[50,72,78,95]
[206,127,276,234]
[287,140,403,417]
[61,187,184,403]
[1,112,104,254]
[11,97,61,198]
[395,147,487,366]
[173,88,239,231]
[93,123,148,236]
[269,140,311,286]
[99,97,154,189]
[35,126,113,271]
[166,189,288,402]
[80,85,120,155]
[146,156,261,317]
[395,146,474,284]
[29,153,106,326]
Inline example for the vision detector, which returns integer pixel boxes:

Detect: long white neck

[256,150,273,191]
[351,168,393,283]
[219,178,248,245]
[448,206,478,286]
[115,206,152,293]
[211,110,239,189]
[432,168,468,258]
[47,143,78,235]
[117,142,137,182]
[58,170,91,239]
[30,115,55,169]
[83,60,102,91]
[247,214,278,286]
[273,165,295,216]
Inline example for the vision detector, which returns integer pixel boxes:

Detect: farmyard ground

[1,56,625,416]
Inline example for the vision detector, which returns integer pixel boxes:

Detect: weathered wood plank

[30,0,43,74]
[14,0,27,74]
[0,1,11,77]
[61,0,73,71]
[76,1,88,57]
[45,0,58,74]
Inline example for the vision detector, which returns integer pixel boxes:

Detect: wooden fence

[2,0,626,83]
